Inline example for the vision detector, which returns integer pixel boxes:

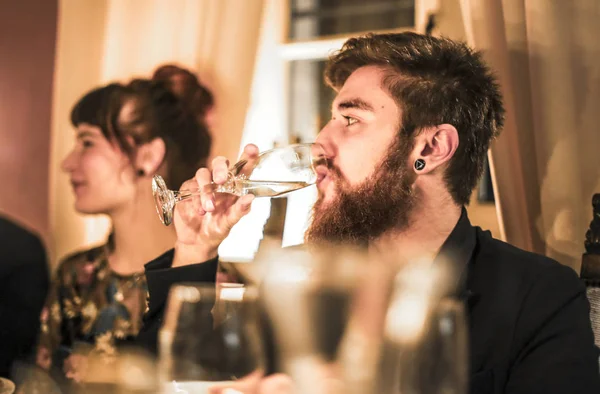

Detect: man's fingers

[259,374,295,393]
[180,178,205,216]
[236,144,260,178]
[212,156,230,184]
[195,167,213,188]
[193,168,217,212]
[236,194,255,214]
[224,194,255,230]
[241,144,259,158]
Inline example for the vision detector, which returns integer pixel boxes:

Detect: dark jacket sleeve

[506,262,600,394]
[136,249,218,354]
[0,223,49,378]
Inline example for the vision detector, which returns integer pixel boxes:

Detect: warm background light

[0,0,598,270]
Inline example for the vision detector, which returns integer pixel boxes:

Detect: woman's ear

[135,137,166,176]
[410,124,459,174]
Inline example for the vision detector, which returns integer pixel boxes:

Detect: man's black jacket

[137,211,600,393]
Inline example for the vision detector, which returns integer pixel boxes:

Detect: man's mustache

[325,161,344,183]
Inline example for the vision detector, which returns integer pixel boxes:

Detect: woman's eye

[82,140,94,148]
[342,116,358,126]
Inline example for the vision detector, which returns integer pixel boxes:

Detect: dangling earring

[414,159,426,171]
[136,169,145,177]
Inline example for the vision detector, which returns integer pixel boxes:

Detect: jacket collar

[434,208,479,306]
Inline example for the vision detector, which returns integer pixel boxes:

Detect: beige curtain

[49,0,264,264]
[456,0,600,270]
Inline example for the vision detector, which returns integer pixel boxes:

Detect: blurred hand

[207,370,341,394]
[36,346,52,371]
[258,374,295,393]
[172,144,259,267]
[63,354,88,383]
[207,373,294,394]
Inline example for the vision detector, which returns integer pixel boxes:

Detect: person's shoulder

[0,215,46,272]
[473,227,581,292]
[0,215,44,249]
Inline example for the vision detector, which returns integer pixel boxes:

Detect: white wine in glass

[152,143,327,225]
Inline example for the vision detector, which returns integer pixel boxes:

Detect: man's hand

[172,144,259,267]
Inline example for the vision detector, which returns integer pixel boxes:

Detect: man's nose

[315,122,336,160]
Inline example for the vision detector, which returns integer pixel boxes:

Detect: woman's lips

[71,180,86,193]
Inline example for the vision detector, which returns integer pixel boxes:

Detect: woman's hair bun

[152,64,214,121]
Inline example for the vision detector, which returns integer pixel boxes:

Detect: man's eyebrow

[335,98,375,112]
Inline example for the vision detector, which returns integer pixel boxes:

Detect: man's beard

[305,134,417,246]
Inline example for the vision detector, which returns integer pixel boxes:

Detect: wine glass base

[152,175,175,226]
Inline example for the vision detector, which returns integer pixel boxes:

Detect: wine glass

[152,143,327,225]
[379,263,469,394]
[259,245,389,394]
[159,283,265,394]
[382,299,469,394]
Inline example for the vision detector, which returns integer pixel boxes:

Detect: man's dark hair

[325,32,505,205]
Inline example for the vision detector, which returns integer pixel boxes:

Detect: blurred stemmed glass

[259,247,469,394]
[259,245,390,394]
[379,263,469,394]
[159,283,265,394]
[152,143,327,225]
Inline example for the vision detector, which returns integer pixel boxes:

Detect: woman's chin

[73,201,105,216]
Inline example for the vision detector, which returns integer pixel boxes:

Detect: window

[288,59,332,142]
[219,0,427,260]
[288,0,415,41]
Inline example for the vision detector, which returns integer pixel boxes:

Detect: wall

[49,0,265,264]
[48,0,111,265]
[0,0,58,243]
[434,0,503,239]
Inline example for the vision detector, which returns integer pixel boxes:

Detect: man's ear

[134,137,166,176]
[410,124,459,174]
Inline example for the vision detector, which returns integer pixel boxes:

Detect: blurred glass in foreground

[260,245,389,394]
[259,244,468,394]
[159,283,265,394]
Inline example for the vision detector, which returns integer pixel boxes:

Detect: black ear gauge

[414,159,426,171]
[136,169,146,177]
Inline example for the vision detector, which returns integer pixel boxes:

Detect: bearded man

[138,33,600,393]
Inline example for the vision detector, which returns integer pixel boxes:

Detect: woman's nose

[61,149,77,173]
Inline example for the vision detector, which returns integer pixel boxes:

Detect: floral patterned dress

[38,241,148,371]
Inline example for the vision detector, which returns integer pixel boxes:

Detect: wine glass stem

[174,179,241,203]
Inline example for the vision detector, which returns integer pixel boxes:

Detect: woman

[36,69,213,384]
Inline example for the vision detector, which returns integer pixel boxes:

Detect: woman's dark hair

[69,70,213,190]
[152,64,214,121]
[70,83,124,134]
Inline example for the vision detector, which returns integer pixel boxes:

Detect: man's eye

[82,140,94,148]
[342,116,358,126]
